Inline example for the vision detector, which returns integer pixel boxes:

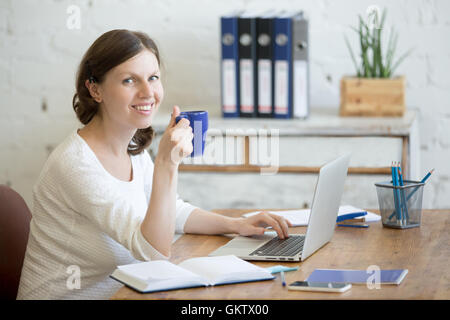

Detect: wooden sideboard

[148,108,419,210]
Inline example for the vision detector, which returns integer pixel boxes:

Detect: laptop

[209,154,350,262]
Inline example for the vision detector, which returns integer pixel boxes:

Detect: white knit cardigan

[17,130,196,300]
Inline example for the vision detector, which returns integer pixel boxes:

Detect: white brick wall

[0,0,449,209]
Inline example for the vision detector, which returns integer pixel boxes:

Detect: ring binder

[238,12,258,117]
[221,11,242,118]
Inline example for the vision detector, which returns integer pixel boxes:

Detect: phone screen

[289,281,348,289]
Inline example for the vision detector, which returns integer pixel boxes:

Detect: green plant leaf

[385,28,398,73]
[376,8,387,77]
[390,48,414,76]
[372,23,378,76]
[350,26,360,34]
[358,15,372,77]
[345,7,410,78]
[344,35,361,76]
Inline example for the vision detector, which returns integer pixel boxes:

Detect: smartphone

[287,281,351,293]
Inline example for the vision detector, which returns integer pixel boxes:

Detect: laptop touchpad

[224,233,274,249]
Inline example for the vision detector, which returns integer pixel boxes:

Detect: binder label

[274,60,288,114]
[293,60,308,118]
[240,59,254,113]
[258,59,272,113]
[222,59,237,113]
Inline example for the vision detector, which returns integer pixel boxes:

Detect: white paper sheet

[242,205,380,226]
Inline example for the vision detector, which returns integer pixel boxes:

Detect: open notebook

[110,255,274,293]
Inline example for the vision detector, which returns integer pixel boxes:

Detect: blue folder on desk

[335,210,367,222]
[306,269,408,285]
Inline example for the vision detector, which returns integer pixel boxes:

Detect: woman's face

[96,49,163,130]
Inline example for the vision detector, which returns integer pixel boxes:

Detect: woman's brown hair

[72,29,161,155]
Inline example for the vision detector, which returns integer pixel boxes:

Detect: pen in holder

[374,179,425,229]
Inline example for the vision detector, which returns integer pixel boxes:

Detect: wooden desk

[111,209,449,300]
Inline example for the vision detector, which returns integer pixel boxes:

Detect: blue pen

[391,163,402,223]
[280,271,286,287]
[397,164,409,221]
[389,165,395,221]
[337,223,369,228]
[407,168,434,201]
[395,163,403,222]
[266,266,299,274]
[420,169,434,184]
[395,163,405,224]
[389,168,434,220]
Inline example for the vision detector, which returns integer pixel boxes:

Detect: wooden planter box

[340,76,405,117]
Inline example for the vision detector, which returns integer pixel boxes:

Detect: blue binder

[273,14,293,118]
[256,14,275,118]
[220,13,240,118]
[238,12,258,117]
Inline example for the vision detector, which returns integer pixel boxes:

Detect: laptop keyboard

[249,235,305,257]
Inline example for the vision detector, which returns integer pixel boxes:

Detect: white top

[17,130,197,300]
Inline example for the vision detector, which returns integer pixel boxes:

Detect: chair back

[0,185,32,300]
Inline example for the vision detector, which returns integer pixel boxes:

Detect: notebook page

[118,260,198,281]
[178,255,272,285]
[242,209,309,226]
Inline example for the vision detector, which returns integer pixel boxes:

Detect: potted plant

[340,8,412,117]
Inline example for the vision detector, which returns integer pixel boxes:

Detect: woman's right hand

[155,105,194,167]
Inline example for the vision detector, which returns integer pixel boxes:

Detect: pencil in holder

[374,180,425,229]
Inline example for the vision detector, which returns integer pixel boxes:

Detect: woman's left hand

[235,212,292,239]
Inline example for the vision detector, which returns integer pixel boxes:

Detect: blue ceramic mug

[175,111,208,157]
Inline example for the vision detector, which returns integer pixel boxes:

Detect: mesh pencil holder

[374,180,425,229]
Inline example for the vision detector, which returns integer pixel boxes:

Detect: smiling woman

[72,29,162,155]
[16,29,291,300]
